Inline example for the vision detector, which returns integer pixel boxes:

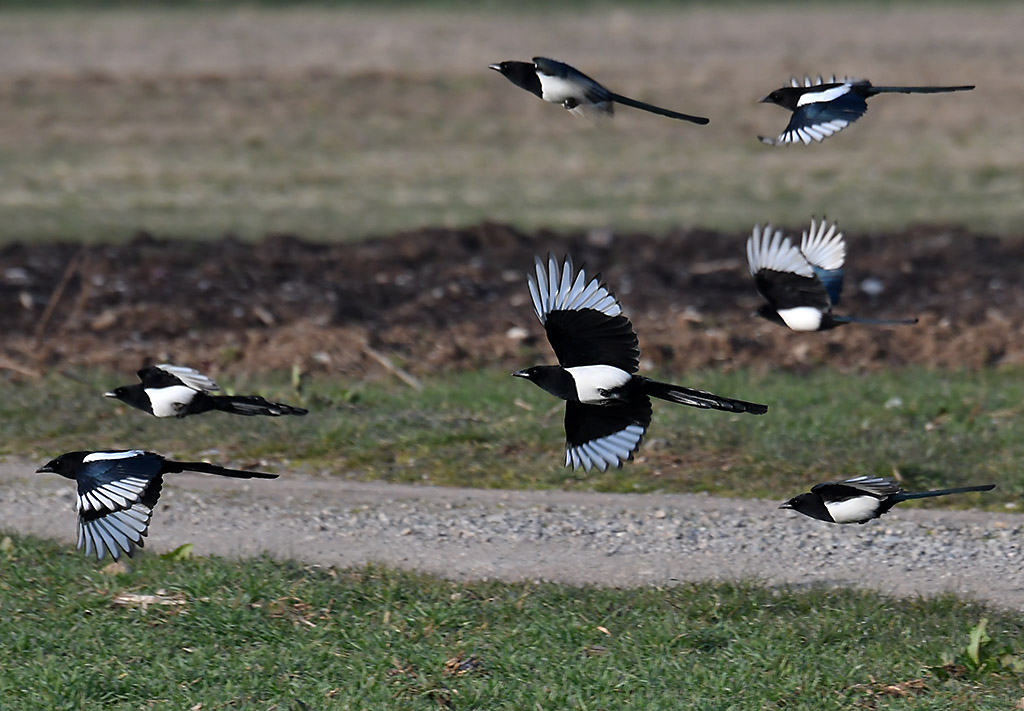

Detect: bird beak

[511,369,529,378]
[758,95,771,103]
[36,464,54,474]
[103,391,117,398]
[488,63,502,72]
[778,502,793,510]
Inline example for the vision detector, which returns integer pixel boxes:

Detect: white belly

[146,385,196,417]
[824,496,881,524]
[566,365,632,404]
[778,306,824,331]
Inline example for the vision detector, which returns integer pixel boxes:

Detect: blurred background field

[0,3,1020,244]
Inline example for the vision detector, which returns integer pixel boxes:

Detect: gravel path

[2,458,1020,610]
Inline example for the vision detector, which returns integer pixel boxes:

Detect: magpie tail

[832,315,918,326]
[895,484,995,502]
[641,378,768,414]
[871,85,974,95]
[209,395,308,417]
[166,460,278,480]
[608,92,710,125]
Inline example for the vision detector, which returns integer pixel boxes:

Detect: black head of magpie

[780,475,995,524]
[746,218,918,331]
[37,449,277,561]
[513,254,767,472]
[758,75,974,145]
[489,57,709,125]
[105,364,308,418]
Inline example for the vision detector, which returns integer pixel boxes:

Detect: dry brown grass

[0,5,1021,243]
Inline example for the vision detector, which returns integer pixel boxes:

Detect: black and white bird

[489,57,709,125]
[758,75,974,145]
[780,475,994,524]
[513,254,767,471]
[105,364,307,418]
[746,219,918,331]
[37,449,278,560]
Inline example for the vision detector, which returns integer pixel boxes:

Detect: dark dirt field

[3,222,1024,380]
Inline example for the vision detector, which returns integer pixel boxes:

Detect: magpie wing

[563,397,652,472]
[811,475,901,500]
[747,225,832,312]
[528,254,639,372]
[137,364,220,393]
[799,218,846,305]
[762,79,867,145]
[75,451,165,560]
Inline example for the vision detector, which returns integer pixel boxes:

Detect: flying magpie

[105,364,307,418]
[37,449,277,560]
[513,254,767,472]
[758,75,974,145]
[746,218,918,331]
[488,57,709,125]
[780,475,995,524]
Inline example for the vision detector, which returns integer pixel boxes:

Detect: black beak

[488,63,502,72]
[511,370,529,378]
[758,95,771,103]
[36,464,54,474]
[103,391,117,398]
[778,501,793,510]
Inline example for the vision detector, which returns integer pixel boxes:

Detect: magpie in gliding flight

[780,475,995,524]
[746,218,918,331]
[758,75,974,145]
[37,449,277,561]
[489,57,709,124]
[513,254,767,472]
[105,364,307,418]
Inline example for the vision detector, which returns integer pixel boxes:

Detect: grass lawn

[1,534,1021,710]
[2,366,1022,506]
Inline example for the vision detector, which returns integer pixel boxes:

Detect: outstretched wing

[138,364,220,394]
[528,254,639,372]
[563,398,651,472]
[799,218,846,305]
[811,475,902,500]
[75,451,165,560]
[746,225,831,312]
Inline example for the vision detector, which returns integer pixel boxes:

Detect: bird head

[489,60,544,99]
[512,366,541,382]
[36,451,90,478]
[759,87,801,110]
[779,492,816,513]
[104,386,128,401]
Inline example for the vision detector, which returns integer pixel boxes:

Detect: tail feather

[833,314,918,326]
[165,460,278,480]
[210,395,308,417]
[608,92,710,125]
[642,378,768,415]
[896,484,995,502]
[871,85,974,95]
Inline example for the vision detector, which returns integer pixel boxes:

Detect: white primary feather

[154,364,219,393]
[747,225,815,277]
[528,254,622,324]
[800,218,846,270]
[566,365,632,404]
[77,475,149,514]
[566,424,645,472]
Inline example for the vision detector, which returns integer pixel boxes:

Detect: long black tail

[608,91,710,125]
[895,484,995,502]
[165,459,278,480]
[870,85,974,95]
[208,394,308,417]
[833,314,918,326]
[642,378,768,414]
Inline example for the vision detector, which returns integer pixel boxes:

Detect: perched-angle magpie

[780,475,995,524]
[489,57,709,125]
[758,75,974,145]
[513,254,767,472]
[746,219,918,331]
[37,449,277,560]
[105,364,307,418]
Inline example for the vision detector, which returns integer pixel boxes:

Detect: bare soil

[2,222,1024,379]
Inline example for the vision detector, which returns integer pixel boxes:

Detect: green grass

[3,366,1023,506]
[0,533,1021,710]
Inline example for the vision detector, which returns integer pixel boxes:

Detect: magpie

[488,57,709,125]
[758,75,974,145]
[105,364,307,418]
[37,449,277,560]
[513,254,767,472]
[780,475,995,524]
[746,218,918,331]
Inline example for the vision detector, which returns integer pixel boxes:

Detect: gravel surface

[2,457,1020,610]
